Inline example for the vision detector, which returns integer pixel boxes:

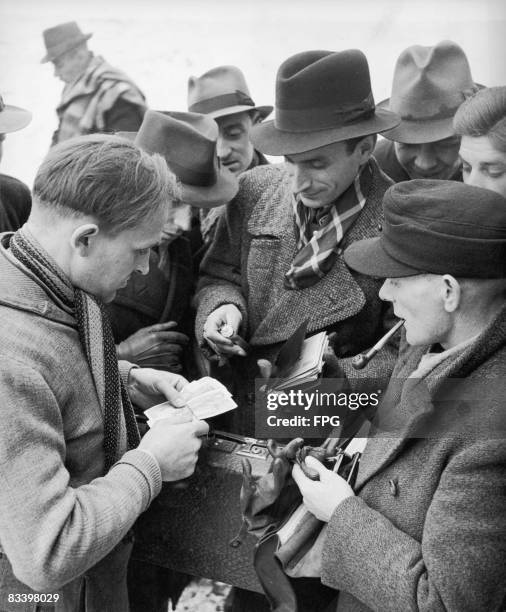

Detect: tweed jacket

[195,159,396,374]
[321,309,506,611]
[0,237,162,612]
[194,159,397,435]
[374,138,463,183]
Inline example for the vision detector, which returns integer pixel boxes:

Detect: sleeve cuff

[113,448,162,507]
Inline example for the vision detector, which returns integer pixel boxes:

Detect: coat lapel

[355,375,433,489]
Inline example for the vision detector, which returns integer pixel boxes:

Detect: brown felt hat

[41,21,92,63]
[118,110,238,209]
[344,180,506,279]
[250,49,400,156]
[188,65,272,120]
[0,95,32,134]
[379,41,479,144]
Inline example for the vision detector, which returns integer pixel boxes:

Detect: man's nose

[414,144,437,170]
[291,165,311,195]
[378,279,393,301]
[216,136,232,160]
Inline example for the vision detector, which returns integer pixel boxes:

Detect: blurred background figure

[41,21,146,145]
[454,86,506,198]
[0,94,32,232]
[375,40,479,182]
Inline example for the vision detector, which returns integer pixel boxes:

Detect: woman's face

[459,135,506,198]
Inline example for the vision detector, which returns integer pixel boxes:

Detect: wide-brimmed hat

[344,180,506,279]
[119,110,239,208]
[0,95,32,134]
[379,41,479,144]
[187,65,273,121]
[250,49,400,156]
[41,21,92,63]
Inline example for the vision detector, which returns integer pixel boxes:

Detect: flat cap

[344,179,506,278]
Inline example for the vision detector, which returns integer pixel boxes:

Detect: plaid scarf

[284,161,373,290]
[9,228,140,471]
[56,54,146,142]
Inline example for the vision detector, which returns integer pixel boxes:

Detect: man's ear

[441,274,461,312]
[356,134,376,164]
[70,224,99,256]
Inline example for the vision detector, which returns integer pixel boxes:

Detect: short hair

[33,134,179,234]
[453,86,506,153]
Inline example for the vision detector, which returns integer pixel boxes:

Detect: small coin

[219,324,235,338]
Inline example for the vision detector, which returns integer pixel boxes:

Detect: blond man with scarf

[41,22,146,145]
[0,135,208,612]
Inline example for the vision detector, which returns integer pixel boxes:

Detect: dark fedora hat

[187,65,273,120]
[119,110,238,208]
[344,180,506,279]
[250,49,400,156]
[41,21,92,63]
[379,41,479,144]
[0,95,32,134]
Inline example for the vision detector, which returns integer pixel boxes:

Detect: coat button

[388,478,398,496]
[377,223,383,232]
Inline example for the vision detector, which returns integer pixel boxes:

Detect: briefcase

[131,430,273,592]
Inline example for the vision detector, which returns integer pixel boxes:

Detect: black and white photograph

[1,0,505,610]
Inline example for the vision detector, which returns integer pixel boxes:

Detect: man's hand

[127,367,189,410]
[292,456,354,522]
[117,322,189,373]
[138,407,209,481]
[203,304,246,357]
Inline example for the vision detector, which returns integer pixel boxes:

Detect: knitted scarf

[9,228,140,471]
[284,161,373,290]
[55,54,146,142]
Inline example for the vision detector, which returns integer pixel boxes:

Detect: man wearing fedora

[188,65,272,178]
[41,21,146,145]
[0,134,209,611]
[195,49,400,433]
[188,65,272,249]
[292,179,506,612]
[0,94,32,232]
[374,40,479,182]
[109,110,239,377]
